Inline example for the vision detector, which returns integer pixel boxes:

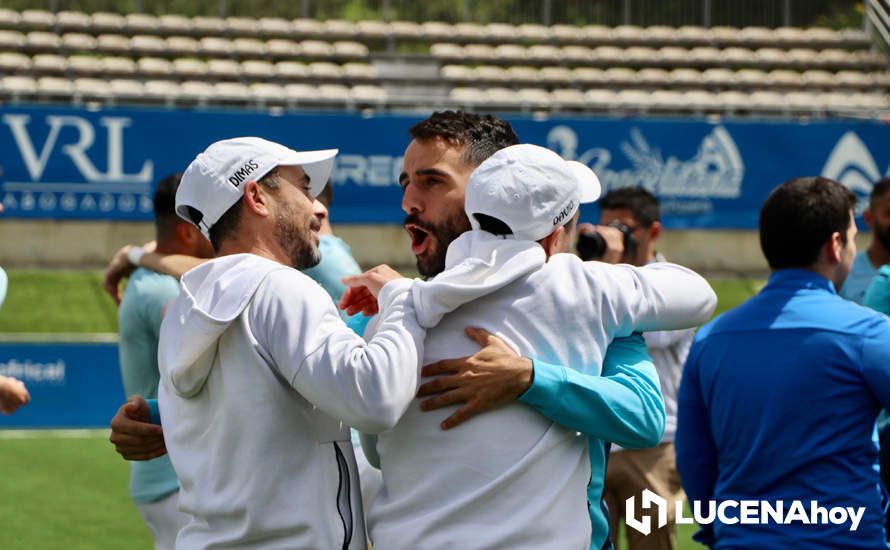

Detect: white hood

[411,230,545,328]
[160,253,287,397]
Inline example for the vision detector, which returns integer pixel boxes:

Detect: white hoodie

[366,231,716,549]
[157,253,425,549]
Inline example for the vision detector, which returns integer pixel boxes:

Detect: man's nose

[402,185,422,215]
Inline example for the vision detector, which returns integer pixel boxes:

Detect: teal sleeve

[863,266,890,316]
[147,398,162,426]
[359,432,381,469]
[518,334,665,448]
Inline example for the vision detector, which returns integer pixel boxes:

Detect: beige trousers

[604,442,685,550]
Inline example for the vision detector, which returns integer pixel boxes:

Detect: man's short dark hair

[153,173,182,241]
[759,176,856,270]
[204,169,281,253]
[599,187,660,227]
[409,110,519,168]
[870,177,890,209]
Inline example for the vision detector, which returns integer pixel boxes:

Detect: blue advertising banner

[0,342,124,428]
[1,106,888,228]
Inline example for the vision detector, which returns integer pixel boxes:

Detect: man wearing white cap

[349,143,717,549]
[155,137,426,549]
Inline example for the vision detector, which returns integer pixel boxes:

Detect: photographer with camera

[580,187,693,550]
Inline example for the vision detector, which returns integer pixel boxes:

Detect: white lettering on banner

[821,131,890,215]
[1,114,154,216]
[626,490,866,536]
[546,125,745,208]
[0,359,66,383]
[332,154,403,187]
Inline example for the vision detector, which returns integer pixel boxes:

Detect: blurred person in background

[677,177,890,548]
[839,178,890,303]
[117,174,213,549]
[579,187,693,550]
[0,201,30,414]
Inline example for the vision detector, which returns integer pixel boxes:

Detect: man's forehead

[403,137,468,169]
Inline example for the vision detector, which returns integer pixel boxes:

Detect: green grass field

[0,269,764,548]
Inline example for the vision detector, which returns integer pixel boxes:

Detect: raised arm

[257,267,425,434]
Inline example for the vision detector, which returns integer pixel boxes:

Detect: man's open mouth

[406,224,431,255]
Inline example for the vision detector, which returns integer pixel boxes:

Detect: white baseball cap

[465,143,602,242]
[176,136,338,239]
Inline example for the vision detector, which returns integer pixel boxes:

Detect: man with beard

[110,113,669,548]
[155,137,426,548]
[839,178,890,303]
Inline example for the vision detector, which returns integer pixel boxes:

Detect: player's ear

[243,180,271,217]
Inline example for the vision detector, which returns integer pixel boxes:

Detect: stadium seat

[324,19,358,39]
[506,66,539,83]
[250,82,286,101]
[242,60,276,79]
[26,31,61,51]
[317,83,351,102]
[483,87,522,106]
[801,69,834,87]
[131,35,168,55]
[158,15,192,35]
[562,45,594,63]
[143,79,180,98]
[717,90,751,110]
[755,47,787,66]
[125,13,160,34]
[612,25,644,43]
[584,88,619,108]
[475,65,509,82]
[625,46,659,63]
[206,59,240,79]
[137,57,174,77]
[658,46,689,64]
[390,21,423,39]
[669,68,701,85]
[68,55,103,75]
[309,61,344,79]
[527,44,561,62]
[516,87,550,107]
[200,36,232,56]
[494,44,528,63]
[74,77,111,98]
[617,89,651,108]
[214,82,251,100]
[258,17,292,37]
[292,18,324,37]
[773,27,808,46]
[463,44,497,62]
[102,57,137,76]
[31,54,68,74]
[2,75,37,94]
[267,39,300,57]
[651,89,687,109]
[719,47,754,65]
[449,86,481,103]
[430,43,463,59]
[735,69,769,86]
[593,46,625,64]
[485,23,516,42]
[173,58,209,78]
[37,76,74,96]
[166,36,201,56]
[92,12,127,32]
[646,26,678,44]
[333,41,369,58]
[57,11,91,31]
[784,90,820,109]
[441,65,474,81]
[0,9,21,29]
[738,26,773,46]
[551,24,583,43]
[180,80,216,100]
[275,61,309,78]
[748,90,786,109]
[301,40,335,58]
[701,68,735,86]
[538,66,573,84]
[225,17,256,36]
[767,69,801,86]
[21,9,55,30]
[351,84,388,103]
[108,78,145,98]
[98,34,132,53]
[284,83,316,101]
[684,89,722,110]
[61,33,98,52]
[233,38,267,57]
[454,23,487,41]
[550,88,586,107]
[517,24,551,42]
[637,67,671,86]
[356,20,388,39]
[342,62,377,80]
[604,67,637,85]
[0,29,24,49]
[421,22,453,41]
[572,67,607,84]
[0,51,29,71]
[675,26,708,46]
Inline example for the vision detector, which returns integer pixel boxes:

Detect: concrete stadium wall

[0,220,872,276]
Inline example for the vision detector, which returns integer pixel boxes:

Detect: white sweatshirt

[157,253,424,549]
[366,231,716,550]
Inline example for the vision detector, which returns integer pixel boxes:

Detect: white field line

[0,428,109,439]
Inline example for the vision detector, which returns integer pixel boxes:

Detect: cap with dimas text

[465,143,601,242]
[176,136,338,239]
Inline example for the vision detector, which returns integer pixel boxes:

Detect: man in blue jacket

[676,176,890,548]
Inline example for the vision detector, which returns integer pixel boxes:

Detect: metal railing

[867,0,890,50]
[6,0,866,28]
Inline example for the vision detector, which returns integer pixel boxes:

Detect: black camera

[577,220,638,261]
